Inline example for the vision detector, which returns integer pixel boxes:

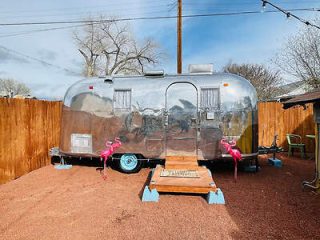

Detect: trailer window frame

[200,87,220,111]
[113,88,132,112]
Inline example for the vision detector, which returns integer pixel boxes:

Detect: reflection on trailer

[58,64,258,173]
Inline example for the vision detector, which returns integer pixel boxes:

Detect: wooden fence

[0,98,62,184]
[0,99,315,184]
[258,102,315,153]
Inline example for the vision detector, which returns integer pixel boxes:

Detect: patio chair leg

[288,146,292,157]
[301,146,306,159]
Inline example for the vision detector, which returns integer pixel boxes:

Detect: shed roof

[282,89,320,109]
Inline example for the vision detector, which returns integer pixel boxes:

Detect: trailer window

[200,88,220,110]
[114,89,131,111]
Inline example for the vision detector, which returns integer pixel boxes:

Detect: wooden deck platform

[149,156,217,194]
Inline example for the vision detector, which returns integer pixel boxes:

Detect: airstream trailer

[58,65,258,173]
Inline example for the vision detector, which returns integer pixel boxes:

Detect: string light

[286,12,290,19]
[261,0,320,30]
[261,1,267,13]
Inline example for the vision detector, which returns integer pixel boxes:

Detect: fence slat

[0,98,62,184]
[258,102,314,153]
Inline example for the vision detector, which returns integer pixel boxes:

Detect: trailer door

[165,82,198,156]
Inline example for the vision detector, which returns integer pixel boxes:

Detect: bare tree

[223,63,284,101]
[0,78,31,97]
[275,24,320,89]
[74,17,161,77]
[73,23,102,77]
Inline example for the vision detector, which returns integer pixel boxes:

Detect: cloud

[37,49,57,61]
[0,0,317,97]
[183,11,304,72]
[0,59,81,99]
[0,48,29,64]
[70,58,83,70]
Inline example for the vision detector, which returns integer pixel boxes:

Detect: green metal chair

[286,134,306,158]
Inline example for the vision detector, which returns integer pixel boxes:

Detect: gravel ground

[0,154,319,240]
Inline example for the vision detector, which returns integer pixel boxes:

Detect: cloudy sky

[0,0,319,99]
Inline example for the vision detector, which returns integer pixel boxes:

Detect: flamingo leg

[234,161,238,182]
[103,157,107,180]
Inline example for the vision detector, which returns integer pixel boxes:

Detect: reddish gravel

[0,154,319,240]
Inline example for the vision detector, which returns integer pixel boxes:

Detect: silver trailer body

[60,71,258,161]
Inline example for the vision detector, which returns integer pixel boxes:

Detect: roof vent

[144,70,164,77]
[188,64,213,74]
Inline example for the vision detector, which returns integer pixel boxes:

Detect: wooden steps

[149,165,216,194]
[148,155,217,194]
[165,155,198,170]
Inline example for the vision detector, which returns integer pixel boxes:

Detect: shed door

[165,82,198,156]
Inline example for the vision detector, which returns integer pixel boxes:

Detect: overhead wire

[0,0,316,28]
[261,0,320,30]
[0,2,318,75]
[183,0,319,5]
[0,45,78,75]
[0,7,318,27]
[0,24,87,38]
[0,0,317,14]
[0,0,318,20]
[0,5,173,21]
[0,8,317,38]
[0,1,170,14]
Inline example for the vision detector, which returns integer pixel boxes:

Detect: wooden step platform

[148,156,217,194]
[164,155,199,170]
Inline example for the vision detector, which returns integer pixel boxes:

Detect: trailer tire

[118,154,142,173]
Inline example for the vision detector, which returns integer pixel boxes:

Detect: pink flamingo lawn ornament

[100,137,122,179]
[220,138,242,182]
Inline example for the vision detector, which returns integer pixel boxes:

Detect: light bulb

[286,12,291,22]
[261,1,267,13]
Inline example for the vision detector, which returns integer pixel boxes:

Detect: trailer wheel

[118,154,142,173]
